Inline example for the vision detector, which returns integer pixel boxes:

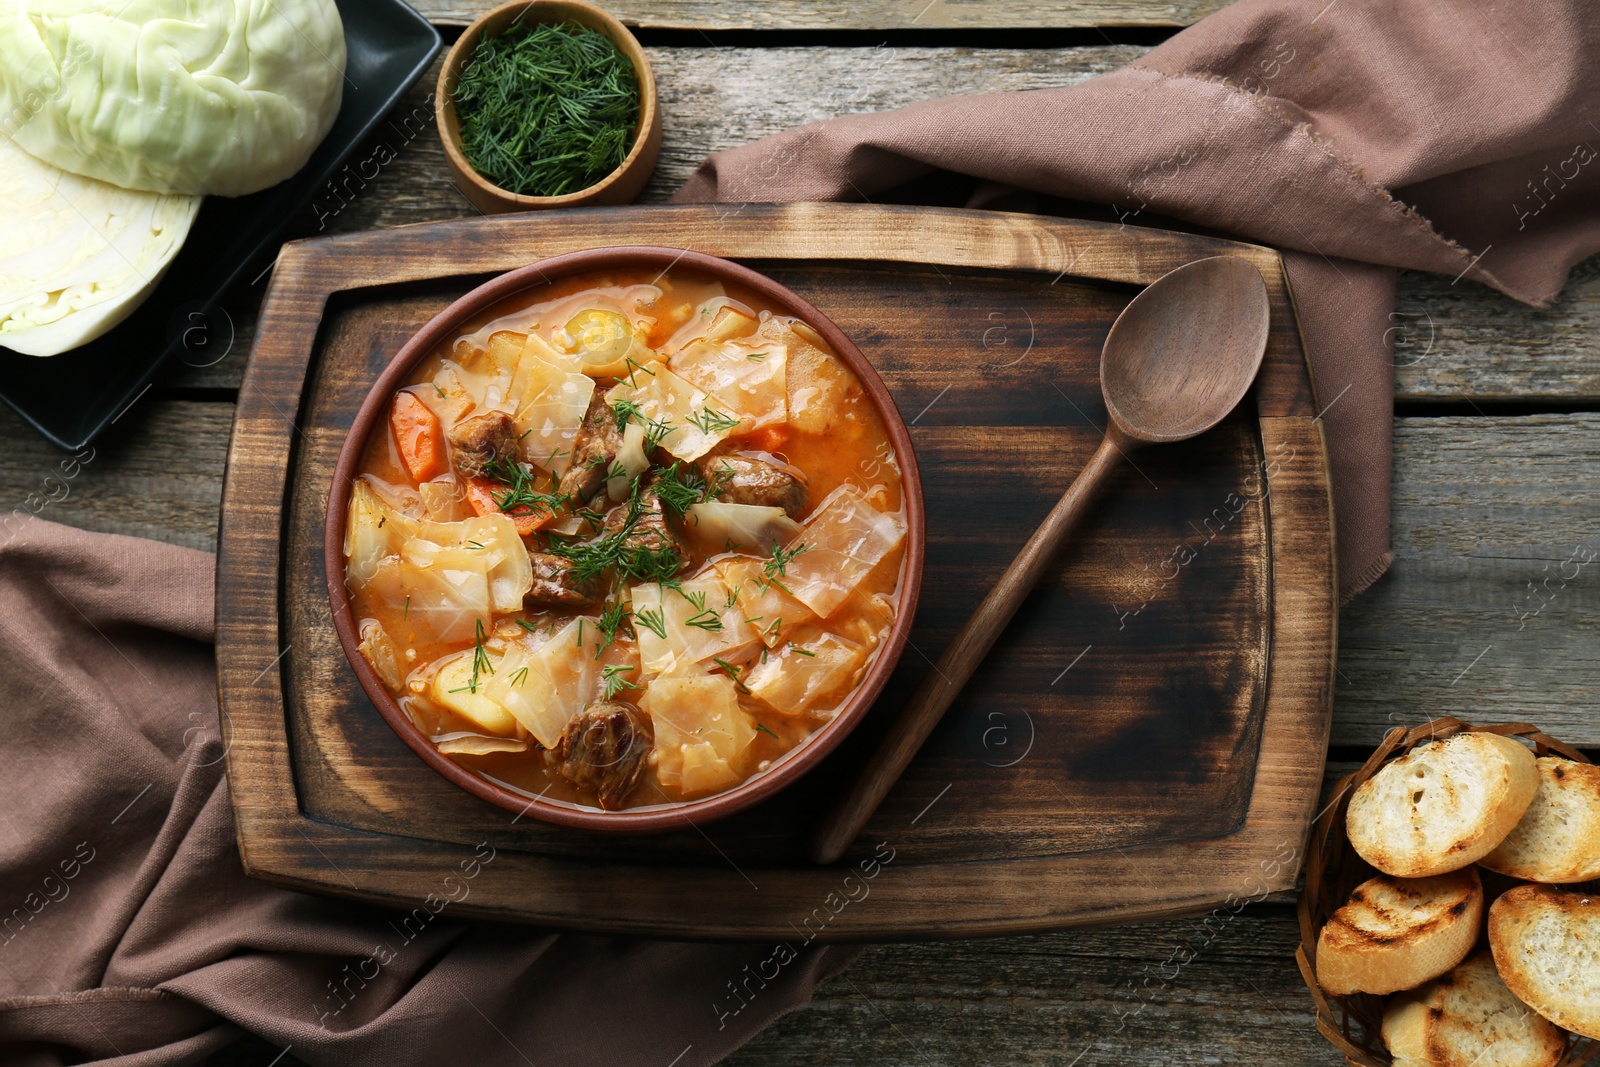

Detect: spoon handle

[812,431,1128,865]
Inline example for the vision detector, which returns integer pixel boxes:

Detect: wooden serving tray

[217,203,1335,939]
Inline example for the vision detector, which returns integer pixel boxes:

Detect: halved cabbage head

[0,135,200,356]
[0,0,346,197]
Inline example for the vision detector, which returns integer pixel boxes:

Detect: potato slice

[433,651,519,736]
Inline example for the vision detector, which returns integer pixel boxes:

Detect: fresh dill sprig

[482,456,568,518]
[687,406,739,435]
[755,722,779,739]
[635,606,667,639]
[468,619,493,692]
[760,540,810,593]
[454,21,640,198]
[600,663,641,700]
[653,461,707,517]
[593,599,631,657]
[712,656,750,694]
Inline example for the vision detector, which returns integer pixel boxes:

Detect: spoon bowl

[1104,256,1272,443]
[812,255,1273,865]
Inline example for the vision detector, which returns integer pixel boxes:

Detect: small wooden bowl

[435,0,662,213]
[324,246,926,834]
[1297,716,1599,1067]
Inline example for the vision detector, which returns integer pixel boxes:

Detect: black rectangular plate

[0,0,441,451]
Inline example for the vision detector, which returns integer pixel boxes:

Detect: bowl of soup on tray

[325,247,924,831]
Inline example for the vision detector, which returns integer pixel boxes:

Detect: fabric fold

[672,0,1600,599]
[0,518,858,1067]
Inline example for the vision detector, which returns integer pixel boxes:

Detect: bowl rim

[434,0,659,208]
[323,245,927,833]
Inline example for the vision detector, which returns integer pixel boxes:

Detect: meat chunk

[603,486,688,572]
[700,454,807,518]
[448,410,519,478]
[557,394,623,503]
[556,701,653,809]
[525,551,599,610]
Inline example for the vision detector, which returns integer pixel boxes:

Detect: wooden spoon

[812,256,1272,865]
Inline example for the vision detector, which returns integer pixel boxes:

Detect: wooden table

[6,3,1595,1063]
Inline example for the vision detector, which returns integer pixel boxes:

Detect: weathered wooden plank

[1393,259,1600,402]
[0,400,228,552]
[201,903,1334,1067]
[411,0,1229,30]
[727,906,1336,1066]
[155,47,1600,402]
[1336,413,1600,747]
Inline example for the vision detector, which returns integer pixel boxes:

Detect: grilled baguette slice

[1489,884,1600,1040]
[1347,732,1538,878]
[1481,756,1600,883]
[1315,867,1482,995]
[1382,952,1566,1067]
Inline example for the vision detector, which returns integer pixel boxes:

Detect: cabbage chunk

[643,671,755,796]
[744,632,867,717]
[669,335,787,429]
[406,516,532,615]
[632,575,759,676]
[683,502,801,555]
[783,486,906,618]
[606,367,742,461]
[508,352,595,472]
[483,618,599,748]
[344,478,417,587]
[715,558,815,648]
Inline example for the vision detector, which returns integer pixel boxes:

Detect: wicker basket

[1296,716,1599,1067]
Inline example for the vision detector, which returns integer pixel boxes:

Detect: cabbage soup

[342,268,908,811]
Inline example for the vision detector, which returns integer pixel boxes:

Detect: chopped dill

[482,456,568,518]
[755,722,779,740]
[468,619,493,692]
[687,406,740,435]
[432,383,446,398]
[403,594,411,619]
[635,606,667,639]
[746,351,767,361]
[611,398,643,431]
[509,665,529,687]
[653,462,707,517]
[712,656,750,694]
[593,599,631,657]
[453,20,641,198]
[620,356,655,389]
[600,663,641,700]
[685,607,722,632]
[515,618,539,633]
[792,647,816,658]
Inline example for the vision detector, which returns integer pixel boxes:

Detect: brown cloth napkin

[0,518,857,1067]
[673,0,1600,601]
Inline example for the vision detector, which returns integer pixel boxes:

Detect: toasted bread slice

[1481,757,1600,883]
[1489,885,1600,1040]
[1382,952,1566,1067]
[1347,732,1538,877]
[1316,867,1482,995]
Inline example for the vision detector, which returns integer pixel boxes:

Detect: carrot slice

[739,425,790,453]
[391,391,443,482]
[464,476,552,537]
